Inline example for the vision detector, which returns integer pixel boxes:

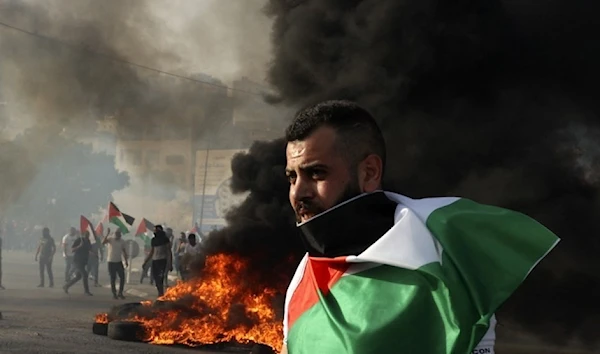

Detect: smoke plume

[0,0,273,215]
[204,0,600,348]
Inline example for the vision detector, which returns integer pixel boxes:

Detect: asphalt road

[0,250,239,354]
[2,250,592,354]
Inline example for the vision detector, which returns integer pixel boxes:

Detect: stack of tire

[92,302,146,342]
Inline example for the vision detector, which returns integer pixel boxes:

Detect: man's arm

[281,344,288,354]
[167,243,173,271]
[35,241,41,260]
[61,235,68,257]
[99,243,104,261]
[102,228,111,245]
[50,239,56,257]
[143,247,154,266]
[122,244,129,267]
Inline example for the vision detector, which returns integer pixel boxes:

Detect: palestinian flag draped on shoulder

[108,202,135,234]
[135,218,155,247]
[283,191,559,354]
[80,215,98,245]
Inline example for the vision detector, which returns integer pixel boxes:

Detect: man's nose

[290,175,313,203]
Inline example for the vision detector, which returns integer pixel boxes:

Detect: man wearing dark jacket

[35,227,56,288]
[142,225,172,297]
[63,230,93,295]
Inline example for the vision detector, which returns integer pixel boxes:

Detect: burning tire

[107,302,143,322]
[251,344,276,354]
[107,320,147,342]
[92,322,108,336]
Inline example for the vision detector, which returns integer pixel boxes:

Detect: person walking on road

[88,229,104,287]
[35,227,56,288]
[61,227,78,283]
[102,229,129,300]
[63,230,93,296]
[142,225,172,297]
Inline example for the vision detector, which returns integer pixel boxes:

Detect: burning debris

[95,254,283,353]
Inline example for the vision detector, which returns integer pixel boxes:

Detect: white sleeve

[61,235,68,245]
[472,314,496,354]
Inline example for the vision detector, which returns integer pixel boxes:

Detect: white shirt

[184,243,201,256]
[62,234,78,257]
[106,237,126,263]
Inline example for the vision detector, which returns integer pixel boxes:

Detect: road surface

[2,250,590,354]
[0,250,239,354]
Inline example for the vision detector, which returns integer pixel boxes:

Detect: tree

[6,128,129,233]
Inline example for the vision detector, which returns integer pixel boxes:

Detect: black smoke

[204,0,600,348]
[201,139,303,293]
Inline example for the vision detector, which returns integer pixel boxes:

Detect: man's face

[286,126,362,223]
[69,227,76,236]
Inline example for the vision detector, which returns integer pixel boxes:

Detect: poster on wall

[193,149,249,234]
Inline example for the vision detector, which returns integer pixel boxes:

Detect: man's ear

[358,154,383,193]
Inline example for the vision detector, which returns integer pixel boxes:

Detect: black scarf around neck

[298,191,398,258]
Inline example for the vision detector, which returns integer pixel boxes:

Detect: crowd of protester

[0,220,204,298]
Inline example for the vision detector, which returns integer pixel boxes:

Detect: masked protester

[63,230,93,296]
[102,228,128,299]
[142,225,172,297]
[35,227,56,288]
[280,101,559,354]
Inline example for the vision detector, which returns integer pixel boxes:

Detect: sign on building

[193,149,249,233]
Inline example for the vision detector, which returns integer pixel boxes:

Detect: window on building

[145,150,159,166]
[165,154,185,165]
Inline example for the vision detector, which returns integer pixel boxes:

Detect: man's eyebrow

[299,162,328,170]
[286,162,328,174]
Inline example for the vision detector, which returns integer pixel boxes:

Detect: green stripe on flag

[285,193,559,354]
[426,198,559,311]
[110,216,129,234]
[288,264,466,354]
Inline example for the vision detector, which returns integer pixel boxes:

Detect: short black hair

[285,100,386,171]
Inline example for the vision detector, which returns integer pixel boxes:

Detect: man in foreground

[281,100,559,354]
[35,227,56,288]
[102,229,128,299]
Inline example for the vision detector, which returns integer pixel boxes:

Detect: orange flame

[128,254,283,353]
[95,313,108,324]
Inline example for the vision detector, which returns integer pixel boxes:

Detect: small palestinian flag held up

[108,202,135,234]
[80,215,97,245]
[135,218,155,247]
[95,221,104,238]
